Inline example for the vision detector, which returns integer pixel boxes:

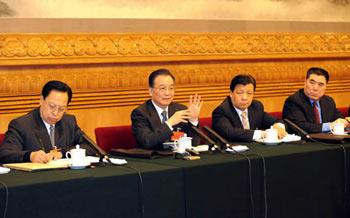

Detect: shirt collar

[233,106,248,117]
[42,119,55,134]
[309,99,320,108]
[151,100,168,118]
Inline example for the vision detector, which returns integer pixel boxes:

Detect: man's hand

[330,118,349,129]
[346,117,350,127]
[30,150,52,163]
[188,94,203,122]
[49,148,63,160]
[167,110,191,127]
[272,123,287,139]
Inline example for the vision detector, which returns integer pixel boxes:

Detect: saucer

[255,138,282,145]
[163,141,177,150]
[261,139,282,146]
[70,161,90,170]
[332,133,348,136]
[263,140,282,146]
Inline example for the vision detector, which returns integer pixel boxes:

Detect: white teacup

[265,128,278,142]
[331,123,345,135]
[175,136,192,153]
[65,145,86,166]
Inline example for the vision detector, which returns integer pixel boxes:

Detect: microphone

[283,119,310,139]
[82,134,111,163]
[191,126,217,151]
[202,126,230,150]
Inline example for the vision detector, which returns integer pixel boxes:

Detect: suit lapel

[319,97,328,122]
[300,90,315,122]
[168,103,176,118]
[33,109,53,152]
[225,98,244,129]
[55,120,65,148]
[247,106,255,130]
[146,100,162,128]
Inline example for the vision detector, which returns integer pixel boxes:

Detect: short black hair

[148,69,175,88]
[230,74,256,92]
[41,80,73,104]
[306,67,329,83]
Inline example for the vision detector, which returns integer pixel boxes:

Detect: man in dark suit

[0,80,95,163]
[282,67,348,133]
[212,74,286,142]
[131,69,202,149]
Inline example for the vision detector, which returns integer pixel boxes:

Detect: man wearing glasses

[0,80,92,163]
[131,68,203,149]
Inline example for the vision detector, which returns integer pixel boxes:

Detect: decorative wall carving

[0,33,349,137]
[1,33,350,65]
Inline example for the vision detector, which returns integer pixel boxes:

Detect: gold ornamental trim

[1,33,350,65]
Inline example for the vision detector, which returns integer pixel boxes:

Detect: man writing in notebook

[0,80,94,163]
[131,68,202,149]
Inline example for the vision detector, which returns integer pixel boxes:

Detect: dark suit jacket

[0,108,95,163]
[131,100,200,149]
[212,97,278,142]
[282,89,343,133]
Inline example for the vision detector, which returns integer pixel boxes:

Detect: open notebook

[3,160,69,172]
[3,156,127,172]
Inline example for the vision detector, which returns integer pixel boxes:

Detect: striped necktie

[313,102,321,124]
[49,125,55,148]
[241,111,249,129]
[161,110,168,123]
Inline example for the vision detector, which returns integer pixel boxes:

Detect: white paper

[86,156,127,165]
[192,145,209,152]
[226,145,249,153]
[0,166,11,174]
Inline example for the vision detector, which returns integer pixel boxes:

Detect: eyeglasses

[45,100,67,114]
[154,86,175,93]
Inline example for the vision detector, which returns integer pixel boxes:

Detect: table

[0,142,349,218]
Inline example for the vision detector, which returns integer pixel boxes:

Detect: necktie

[241,111,249,129]
[49,125,55,148]
[313,102,321,124]
[161,110,168,123]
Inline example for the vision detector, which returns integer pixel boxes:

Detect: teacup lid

[179,136,192,141]
[73,144,85,151]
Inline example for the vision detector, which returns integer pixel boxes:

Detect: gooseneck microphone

[191,126,217,151]
[283,118,310,139]
[82,134,111,163]
[202,126,230,150]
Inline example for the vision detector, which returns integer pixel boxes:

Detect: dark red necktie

[313,102,321,124]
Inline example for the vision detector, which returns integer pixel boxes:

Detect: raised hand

[188,94,203,122]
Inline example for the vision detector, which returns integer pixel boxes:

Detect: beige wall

[1,18,350,33]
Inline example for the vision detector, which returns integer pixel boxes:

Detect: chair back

[268,111,282,119]
[0,133,4,144]
[95,125,136,152]
[199,117,212,128]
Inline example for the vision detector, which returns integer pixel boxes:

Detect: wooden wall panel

[0,33,349,139]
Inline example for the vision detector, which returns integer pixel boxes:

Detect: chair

[0,133,4,144]
[338,107,348,118]
[268,111,282,119]
[199,117,212,128]
[95,125,136,152]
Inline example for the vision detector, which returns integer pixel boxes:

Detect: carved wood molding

[0,32,349,115]
[0,79,349,114]
[1,33,350,66]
